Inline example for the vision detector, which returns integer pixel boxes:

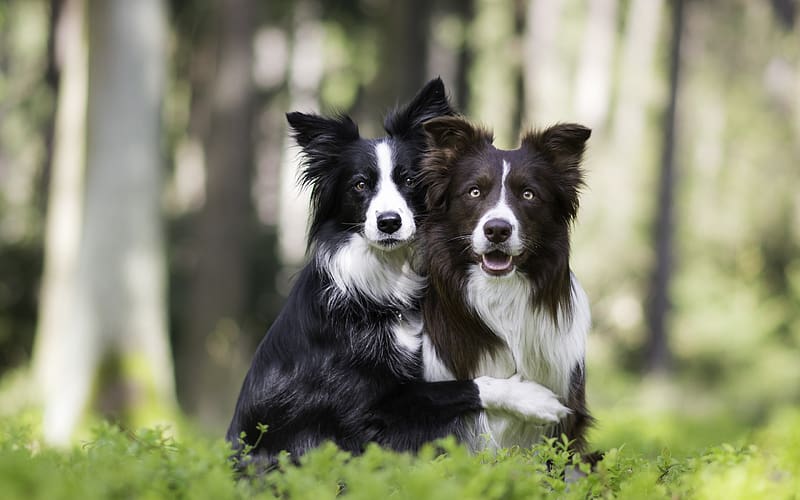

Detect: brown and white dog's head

[420,116,590,288]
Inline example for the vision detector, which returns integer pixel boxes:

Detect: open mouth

[480,250,514,276]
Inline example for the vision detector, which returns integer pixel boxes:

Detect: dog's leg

[474,375,571,424]
[371,379,493,450]
[370,376,569,451]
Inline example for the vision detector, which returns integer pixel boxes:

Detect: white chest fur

[465,268,589,449]
[423,267,590,450]
[320,234,424,309]
[465,267,589,400]
[320,235,425,354]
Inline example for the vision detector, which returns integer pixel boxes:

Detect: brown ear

[521,123,591,166]
[423,116,492,159]
[522,123,590,222]
[421,116,492,212]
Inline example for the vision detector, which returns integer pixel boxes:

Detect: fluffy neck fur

[465,267,588,398]
[423,251,577,381]
[318,234,424,311]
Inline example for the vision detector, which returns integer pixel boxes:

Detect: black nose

[377,212,402,234]
[483,218,512,243]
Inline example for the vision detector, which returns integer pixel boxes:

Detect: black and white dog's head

[421,116,590,298]
[286,78,454,254]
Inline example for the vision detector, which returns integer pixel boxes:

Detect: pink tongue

[482,251,512,271]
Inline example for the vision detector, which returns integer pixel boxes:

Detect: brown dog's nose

[483,218,512,243]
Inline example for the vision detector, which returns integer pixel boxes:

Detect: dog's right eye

[354,181,367,192]
[468,187,481,198]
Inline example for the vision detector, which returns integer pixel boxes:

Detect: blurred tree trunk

[33,0,88,444]
[572,0,617,132]
[769,0,797,29]
[178,0,256,428]
[611,0,663,154]
[469,0,518,147]
[645,0,685,374]
[38,0,64,213]
[35,0,176,445]
[277,0,322,269]
[81,0,176,425]
[582,0,663,282]
[523,0,568,126]
[453,0,474,112]
[427,0,472,111]
[368,0,431,113]
[607,0,663,234]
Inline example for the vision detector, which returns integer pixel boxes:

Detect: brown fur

[419,116,595,455]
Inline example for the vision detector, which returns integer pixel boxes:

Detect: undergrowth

[1,408,798,499]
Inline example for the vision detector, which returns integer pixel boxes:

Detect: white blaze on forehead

[472,159,522,255]
[500,159,510,202]
[375,142,394,183]
[363,141,416,243]
[372,141,404,214]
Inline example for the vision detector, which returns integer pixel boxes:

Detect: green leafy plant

[2,409,800,499]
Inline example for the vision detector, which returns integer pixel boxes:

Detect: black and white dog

[226,80,569,467]
[419,116,594,456]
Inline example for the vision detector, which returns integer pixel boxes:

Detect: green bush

[1,409,798,499]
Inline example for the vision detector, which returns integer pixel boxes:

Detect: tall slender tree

[178,0,257,428]
[645,0,685,373]
[572,0,618,131]
[38,0,64,213]
[277,0,321,269]
[523,0,568,127]
[607,0,664,233]
[469,0,518,148]
[367,0,432,114]
[34,0,176,444]
[33,0,88,444]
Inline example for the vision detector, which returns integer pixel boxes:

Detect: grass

[1,404,799,499]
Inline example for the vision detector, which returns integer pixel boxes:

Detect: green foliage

[0,0,50,376]
[2,408,800,499]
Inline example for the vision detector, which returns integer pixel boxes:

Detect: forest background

[0,0,799,459]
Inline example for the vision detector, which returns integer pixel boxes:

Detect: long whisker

[521,236,543,253]
[444,235,472,244]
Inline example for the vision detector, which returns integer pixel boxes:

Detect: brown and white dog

[418,116,594,456]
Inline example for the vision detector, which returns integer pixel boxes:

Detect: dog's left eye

[468,187,481,198]
[404,177,414,187]
[522,189,535,201]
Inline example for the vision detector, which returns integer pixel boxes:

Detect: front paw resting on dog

[475,375,571,424]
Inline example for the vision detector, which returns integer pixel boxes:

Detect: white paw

[475,375,571,424]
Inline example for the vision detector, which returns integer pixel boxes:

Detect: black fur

[226,79,493,467]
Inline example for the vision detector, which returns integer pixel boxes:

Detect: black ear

[286,111,360,150]
[522,123,590,221]
[286,111,360,189]
[384,77,456,139]
[420,116,493,212]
